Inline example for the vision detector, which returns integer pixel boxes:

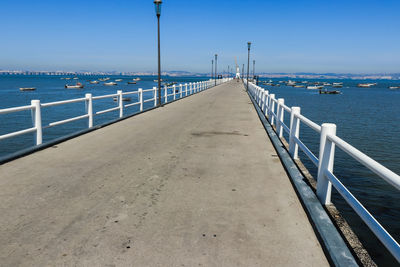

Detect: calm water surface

[0,75,399,265]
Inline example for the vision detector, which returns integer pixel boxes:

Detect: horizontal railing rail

[0,78,231,148]
[244,79,400,262]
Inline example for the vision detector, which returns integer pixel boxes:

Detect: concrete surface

[0,80,329,266]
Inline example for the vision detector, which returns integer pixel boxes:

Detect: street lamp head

[247,42,251,50]
[154,0,162,16]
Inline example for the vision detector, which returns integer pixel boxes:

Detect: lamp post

[214,54,218,86]
[154,0,162,107]
[246,42,251,91]
[211,59,214,80]
[253,60,255,78]
[242,64,244,81]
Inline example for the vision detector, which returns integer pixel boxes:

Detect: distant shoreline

[0,71,399,80]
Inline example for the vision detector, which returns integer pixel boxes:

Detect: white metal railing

[0,78,231,148]
[245,79,400,262]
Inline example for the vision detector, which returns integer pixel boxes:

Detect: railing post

[154,87,158,107]
[289,107,301,159]
[261,89,265,112]
[31,100,42,145]
[180,84,183,98]
[264,90,269,115]
[173,85,176,100]
[270,94,275,125]
[139,88,143,111]
[117,90,123,118]
[265,90,271,118]
[165,85,168,103]
[185,83,188,96]
[258,87,262,106]
[277,98,285,138]
[190,82,193,94]
[317,123,337,205]
[85,93,93,128]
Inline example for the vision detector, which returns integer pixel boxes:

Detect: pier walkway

[0,81,329,266]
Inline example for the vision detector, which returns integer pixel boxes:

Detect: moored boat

[357,83,376,88]
[115,79,123,82]
[307,85,323,90]
[65,82,84,89]
[90,80,99,84]
[20,87,36,91]
[133,78,141,81]
[104,82,117,86]
[127,81,137,84]
[389,86,400,90]
[319,89,341,94]
[332,83,343,88]
[113,97,131,102]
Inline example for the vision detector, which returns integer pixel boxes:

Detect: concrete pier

[0,81,329,266]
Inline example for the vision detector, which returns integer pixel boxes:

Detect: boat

[115,79,123,82]
[133,78,141,81]
[357,83,376,88]
[332,83,343,88]
[389,86,400,90]
[294,85,305,88]
[287,80,296,86]
[73,77,79,80]
[319,89,341,94]
[127,81,137,84]
[90,80,99,84]
[20,87,36,91]
[323,82,332,86]
[104,82,117,86]
[113,97,131,102]
[307,85,323,90]
[65,82,84,89]
[99,78,110,82]
[65,78,71,80]
[164,82,176,86]
[154,79,163,82]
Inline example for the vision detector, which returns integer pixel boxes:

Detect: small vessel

[133,78,141,81]
[115,79,123,82]
[307,85,323,90]
[389,86,400,90]
[332,83,343,88]
[319,89,341,94]
[104,82,117,86]
[20,87,36,91]
[154,79,163,82]
[73,77,79,80]
[287,80,296,86]
[323,82,332,86]
[65,78,71,80]
[357,83,376,88]
[90,80,99,84]
[294,85,304,88]
[127,81,137,84]
[65,82,84,89]
[99,78,110,82]
[113,97,131,102]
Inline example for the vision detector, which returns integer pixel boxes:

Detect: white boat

[389,86,400,90]
[73,77,79,80]
[154,79,163,82]
[115,79,123,82]
[20,87,36,91]
[287,80,296,86]
[65,82,84,89]
[357,83,376,88]
[90,80,99,84]
[294,85,304,88]
[104,82,117,86]
[133,78,141,81]
[307,85,323,90]
[332,83,343,88]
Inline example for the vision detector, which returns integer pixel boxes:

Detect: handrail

[244,79,400,262]
[0,78,232,151]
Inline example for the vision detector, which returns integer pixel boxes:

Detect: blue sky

[1,0,400,73]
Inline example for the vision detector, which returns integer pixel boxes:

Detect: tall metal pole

[228,65,230,78]
[253,60,255,78]
[214,54,218,86]
[157,14,162,107]
[242,64,244,81]
[211,59,214,80]
[246,42,251,91]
